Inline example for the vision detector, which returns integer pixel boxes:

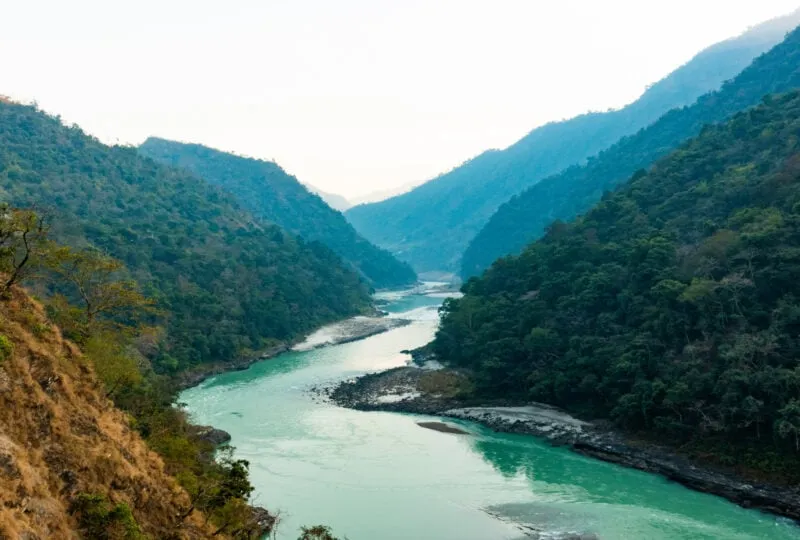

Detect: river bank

[175,316,411,390]
[329,365,800,524]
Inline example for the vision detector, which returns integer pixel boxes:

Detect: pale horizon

[3,0,799,199]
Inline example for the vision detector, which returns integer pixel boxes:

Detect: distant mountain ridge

[345,8,800,274]
[462,21,800,277]
[139,138,417,288]
[305,183,351,211]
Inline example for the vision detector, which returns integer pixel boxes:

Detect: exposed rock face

[0,288,215,538]
[330,366,800,523]
[193,426,232,446]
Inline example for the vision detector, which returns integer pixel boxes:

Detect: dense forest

[0,101,373,373]
[435,91,800,475]
[462,23,800,278]
[139,138,417,289]
[345,10,800,273]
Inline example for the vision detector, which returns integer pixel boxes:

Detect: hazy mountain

[139,139,417,288]
[305,183,351,211]
[345,9,800,274]
[349,180,423,206]
[462,22,800,277]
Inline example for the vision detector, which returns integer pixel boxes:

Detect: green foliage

[82,332,143,397]
[113,375,272,537]
[462,24,800,277]
[139,139,416,289]
[0,204,52,294]
[69,493,144,540]
[345,15,799,273]
[434,91,800,475]
[0,333,12,362]
[298,525,341,540]
[0,103,372,372]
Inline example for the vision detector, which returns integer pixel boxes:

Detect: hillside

[462,23,800,277]
[305,184,351,212]
[0,101,372,373]
[0,286,216,538]
[435,90,800,478]
[139,139,417,289]
[345,9,800,273]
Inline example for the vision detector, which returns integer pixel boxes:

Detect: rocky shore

[330,366,800,523]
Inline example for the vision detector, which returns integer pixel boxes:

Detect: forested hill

[139,139,416,289]
[0,101,372,372]
[344,10,800,274]
[435,90,800,475]
[461,23,800,278]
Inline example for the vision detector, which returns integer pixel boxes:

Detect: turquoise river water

[180,287,800,540]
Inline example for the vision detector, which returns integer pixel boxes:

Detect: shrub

[0,334,13,362]
[69,493,144,539]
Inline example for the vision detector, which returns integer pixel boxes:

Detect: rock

[194,426,231,446]
[417,421,469,434]
[249,506,276,531]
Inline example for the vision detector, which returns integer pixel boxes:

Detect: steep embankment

[345,9,800,273]
[0,287,214,538]
[462,21,800,277]
[139,139,417,289]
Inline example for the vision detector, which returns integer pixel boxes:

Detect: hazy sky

[3,1,799,198]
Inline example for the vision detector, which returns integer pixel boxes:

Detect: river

[180,286,800,540]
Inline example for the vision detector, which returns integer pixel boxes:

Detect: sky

[3,1,799,199]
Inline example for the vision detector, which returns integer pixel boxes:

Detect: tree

[46,247,156,338]
[0,205,51,295]
[298,526,341,540]
[776,399,800,451]
[82,332,143,398]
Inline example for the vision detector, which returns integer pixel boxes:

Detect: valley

[2,4,800,539]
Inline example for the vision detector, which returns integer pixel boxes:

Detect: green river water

[180,288,800,540]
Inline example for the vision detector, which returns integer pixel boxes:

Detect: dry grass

[0,286,218,539]
[418,370,473,399]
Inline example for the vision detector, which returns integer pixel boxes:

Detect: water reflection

[469,427,800,539]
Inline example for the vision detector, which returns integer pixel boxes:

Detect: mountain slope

[305,183,351,211]
[0,287,215,538]
[435,90,800,476]
[0,101,371,372]
[139,139,416,289]
[345,9,800,273]
[462,23,800,277]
